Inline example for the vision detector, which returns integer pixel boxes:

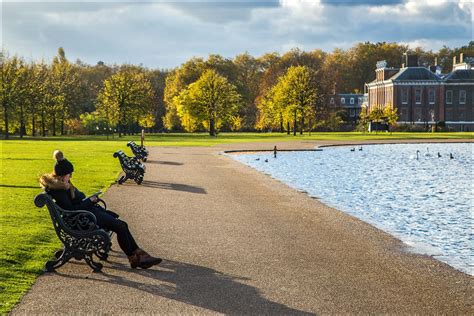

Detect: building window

[401,108,408,121]
[350,97,354,104]
[402,88,408,104]
[428,88,435,104]
[415,108,422,121]
[446,90,453,104]
[415,88,422,104]
[446,108,453,121]
[459,90,466,104]
[341,98,345,104]
[350,109,355,117]
[358,97,362,104]
[330,97,334,105]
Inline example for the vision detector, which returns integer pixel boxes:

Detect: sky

[2,0,473,69]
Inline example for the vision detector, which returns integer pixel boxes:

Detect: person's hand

[90,195,98,203]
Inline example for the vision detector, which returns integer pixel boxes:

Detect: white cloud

[2,0,472,68]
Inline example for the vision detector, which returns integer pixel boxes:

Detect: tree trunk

[3,101,9,139]
[209,116,216,136]
[300,111,304,135]
[52,114,56,136]
[286,122,290,135]
[61,112,65,135]
[41,110,46,136]
[293,109,297,136]
[20,105,25,138]
[32,112,36,136]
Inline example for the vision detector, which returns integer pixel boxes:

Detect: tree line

[1,42,472,138]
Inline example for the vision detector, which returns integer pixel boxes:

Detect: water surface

[229,143,473,275]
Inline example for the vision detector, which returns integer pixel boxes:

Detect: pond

[229,143,473,275]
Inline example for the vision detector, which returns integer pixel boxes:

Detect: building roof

[444,69,474,81]
[338,93,364,97]
[390,67,443,81]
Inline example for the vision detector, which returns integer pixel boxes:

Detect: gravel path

[13,140,473,314]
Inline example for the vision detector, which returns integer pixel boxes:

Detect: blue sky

[2,0,472,69]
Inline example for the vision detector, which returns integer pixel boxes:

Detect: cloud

[2,0,471,68]
[320,0,404,6]
[166,0,280,23]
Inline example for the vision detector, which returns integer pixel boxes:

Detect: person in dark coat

[39,150,162,269]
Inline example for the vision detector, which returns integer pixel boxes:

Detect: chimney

[434,57,438,66]
[405,54,418,67]
[460,53,464,63]
[453,56,457,65]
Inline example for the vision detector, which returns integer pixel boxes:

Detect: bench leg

[84,253,103,272]
[95,249,108,261]
[96,237,111,261]
[45,249,72,272]
[118,174,127,184]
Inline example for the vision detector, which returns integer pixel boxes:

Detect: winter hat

[53,150,74,176]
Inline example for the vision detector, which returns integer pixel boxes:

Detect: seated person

[39,150,161,269]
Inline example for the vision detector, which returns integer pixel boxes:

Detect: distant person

[39,150,162,269]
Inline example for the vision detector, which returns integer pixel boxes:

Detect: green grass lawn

[0,131,472,313]
[11,131,474,146]
[0,140,127,313]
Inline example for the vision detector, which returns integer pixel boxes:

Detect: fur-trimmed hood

[39,174,70,191]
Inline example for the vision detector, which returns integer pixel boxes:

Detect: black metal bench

[114,150,145,184]
[34,193,111,272]
[127,141,149,162]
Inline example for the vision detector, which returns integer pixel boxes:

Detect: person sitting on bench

[39,150,162,269]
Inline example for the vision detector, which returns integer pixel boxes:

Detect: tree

[383,103,398,135]
[369,107,384,133]
[0,54,25,139]
[97,68,155,137]
[147,69,168,131]
[28,61,50,136]
[234,52,262,129]
[163,58,206,131]
[263,66,318,135]
[175,69,241,136]
[49,48,79,135]
[358,106,370,133]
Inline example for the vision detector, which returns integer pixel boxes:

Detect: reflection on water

[230,143,473,275]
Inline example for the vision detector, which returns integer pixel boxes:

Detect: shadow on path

[128,180,207,194]
[146,160,184,166]
[56,259,313,315]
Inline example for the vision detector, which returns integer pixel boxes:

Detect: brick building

[329,93,365,124]
[365,53,473,131]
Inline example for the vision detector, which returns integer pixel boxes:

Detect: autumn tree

[358,106,370,133]
[163,57,206,131]
[368,106,385,133]
[262,66,318,135]
[49,48,79,135]
[174,69,241,136]
[97,68,155,137]
[383,103,399,135]
[234,52,262,129]
[0,54,27,139]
